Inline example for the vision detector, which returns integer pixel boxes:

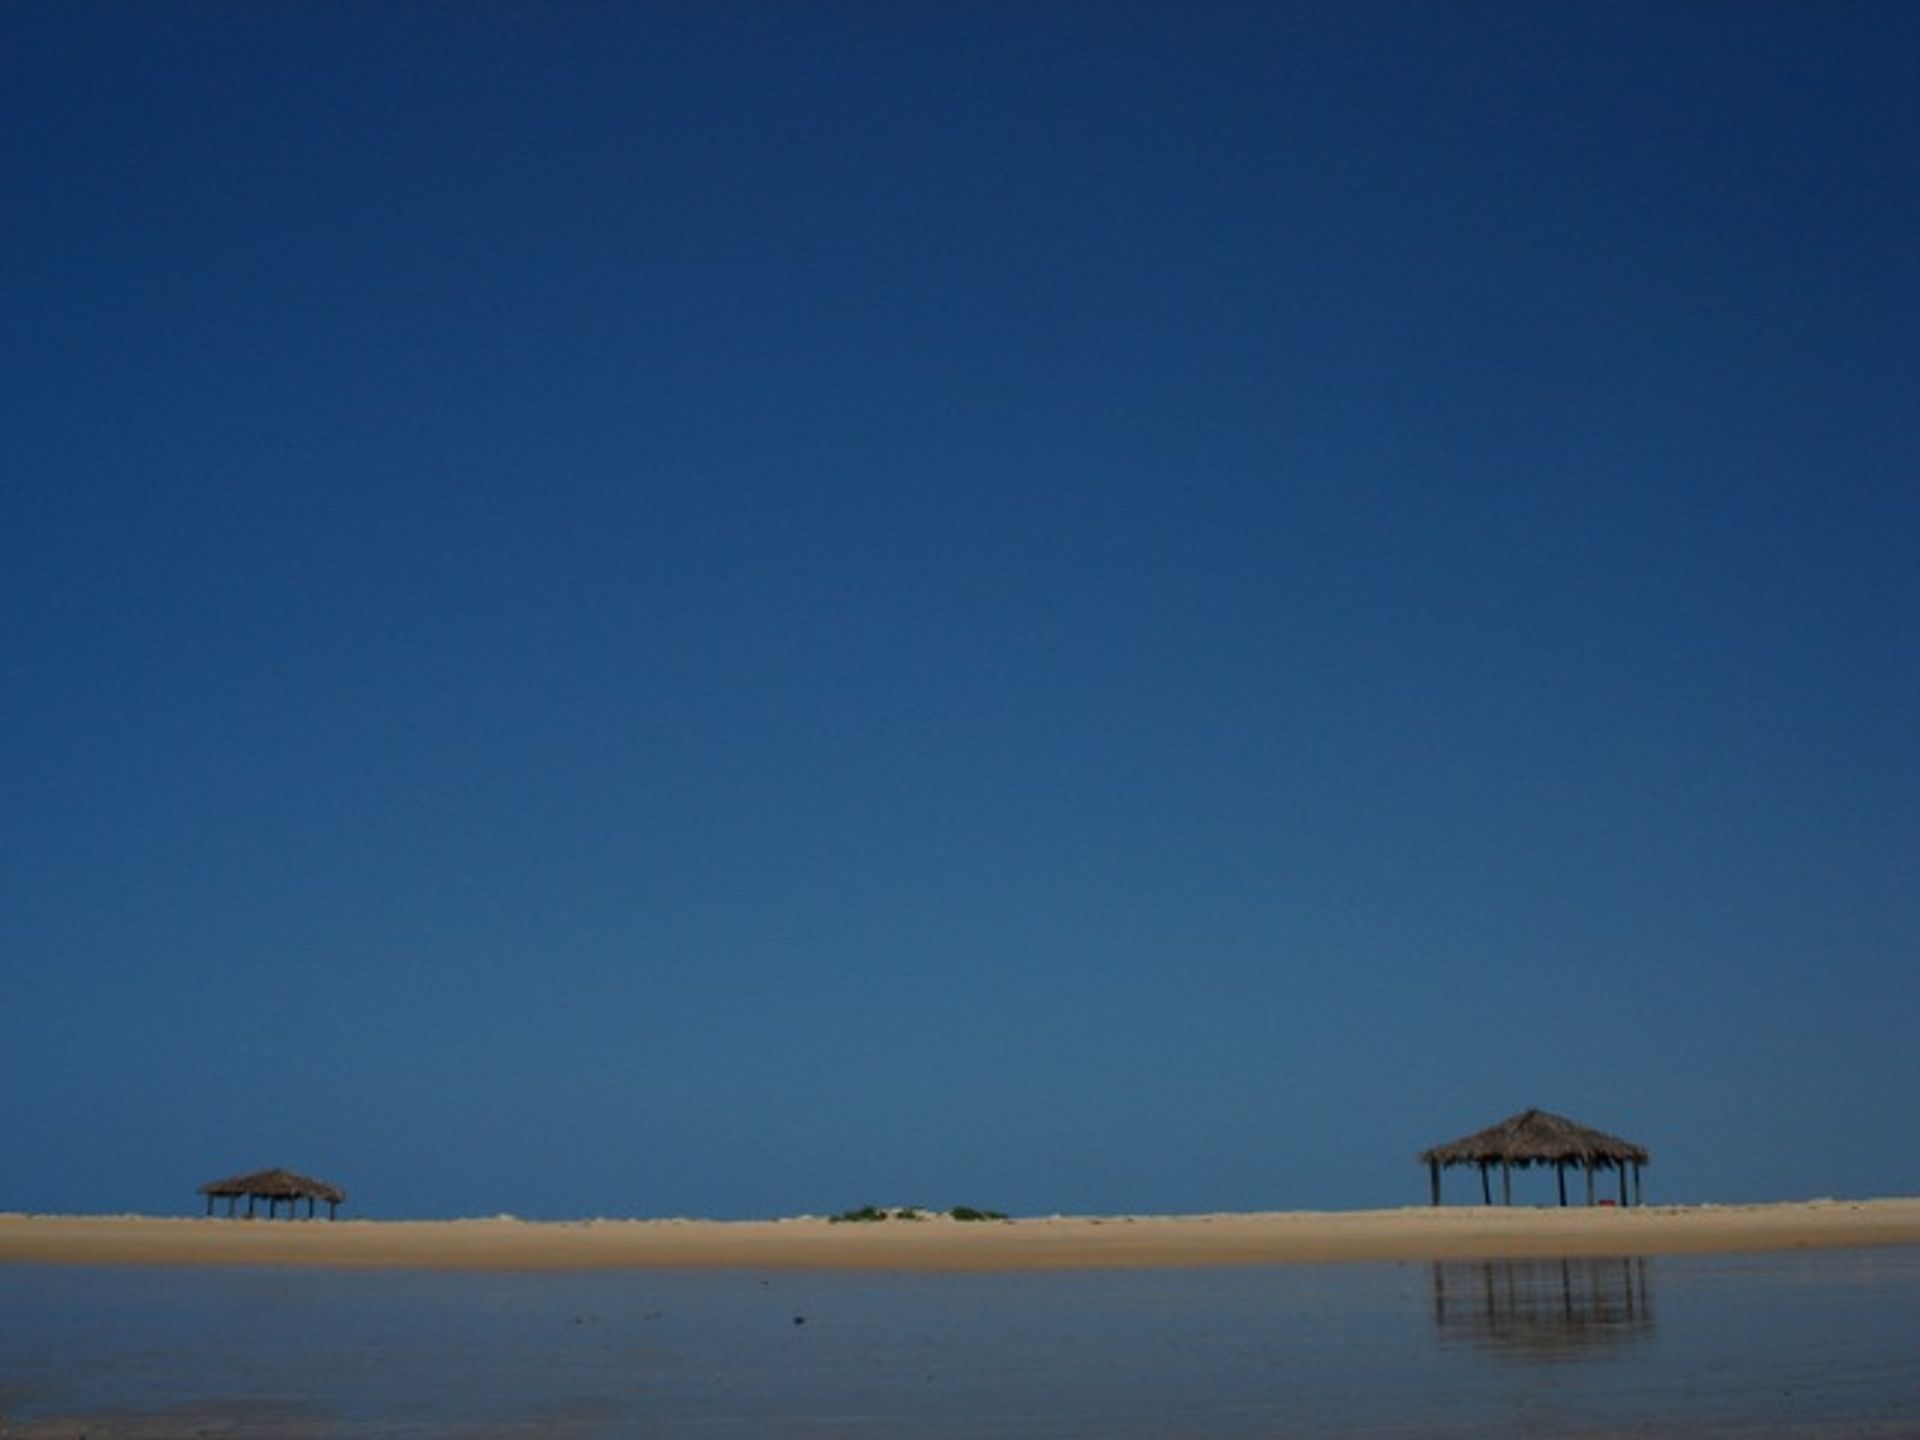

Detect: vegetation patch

[826,1204,1008,1223]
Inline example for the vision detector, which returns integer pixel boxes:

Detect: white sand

[2,1199,1917,1271]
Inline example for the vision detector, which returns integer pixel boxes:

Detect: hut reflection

[1430,1257,1654,1360]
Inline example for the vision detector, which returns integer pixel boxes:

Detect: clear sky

[4,3,1916,1221]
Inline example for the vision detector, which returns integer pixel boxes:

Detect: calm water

[1,1247,1915,1437]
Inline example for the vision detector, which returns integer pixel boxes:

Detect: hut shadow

[1430,1257,1655,1362]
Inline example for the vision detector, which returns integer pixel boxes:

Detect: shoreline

[3,1199,1918,1272]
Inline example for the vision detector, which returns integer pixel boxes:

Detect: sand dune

[2,1199,1917,1272]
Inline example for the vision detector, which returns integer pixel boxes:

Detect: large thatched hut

[199,1167,346,1220]
[1420,1109,1648,1207]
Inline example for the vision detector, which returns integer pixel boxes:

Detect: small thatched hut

[1420,1109,1648,1207]
[199,1167,346,1220]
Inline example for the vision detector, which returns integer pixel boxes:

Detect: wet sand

[3,1199,1917,1272]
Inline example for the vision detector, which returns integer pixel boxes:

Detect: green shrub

[949,1206,1009,1222]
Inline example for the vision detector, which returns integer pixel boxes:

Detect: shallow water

[1,1246,1914,1437]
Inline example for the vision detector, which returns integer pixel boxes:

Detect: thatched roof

[198,1167,346,1204]
[1419,1109,1648,1170]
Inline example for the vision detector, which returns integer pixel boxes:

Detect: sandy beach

[3,1199,1916,1273]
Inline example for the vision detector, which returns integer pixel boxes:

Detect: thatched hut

[199,1167,346,1220]
[1420,1109,1648,1207]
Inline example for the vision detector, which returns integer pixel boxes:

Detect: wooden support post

[1586,1163,1596,1207]
[1429,1160,1441,1207]
[1480,1163,1491,1205]
[1633,1162,1643,1207]
[1618,1165,1628,1206]
[1557,1162,1567,1207]
[205,1196,213,1217]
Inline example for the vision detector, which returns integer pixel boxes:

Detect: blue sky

[4,3,1916,1220]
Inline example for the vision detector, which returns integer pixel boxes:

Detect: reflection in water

[1431,1257,1655,1360]
[9,1254,1920,1437]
